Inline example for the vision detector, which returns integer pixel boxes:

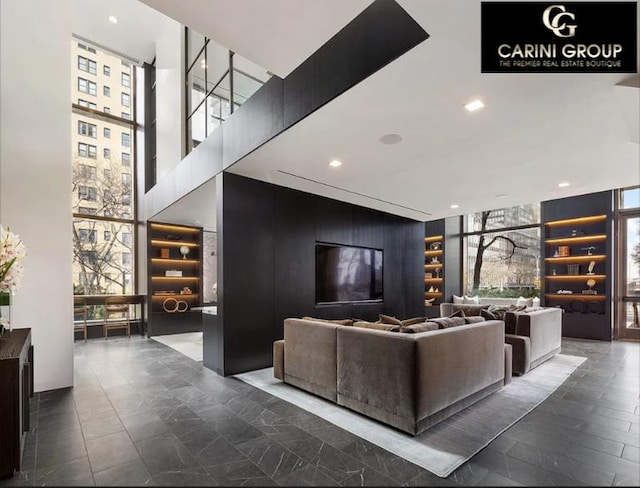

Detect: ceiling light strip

[277,170,432,217]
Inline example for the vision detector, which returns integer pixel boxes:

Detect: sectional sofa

[273,317,506,435]
[440,303,563,375]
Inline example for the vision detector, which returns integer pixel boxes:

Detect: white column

[1,0,74,391]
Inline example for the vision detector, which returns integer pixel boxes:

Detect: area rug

[234,353,586,478]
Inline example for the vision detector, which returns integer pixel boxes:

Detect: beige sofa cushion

[354,321,400,332]
[302,316,353,326]
[401,322,439,333]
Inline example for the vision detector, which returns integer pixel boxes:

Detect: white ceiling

[151,177,217,231]
[77,0,639,223]
[71,0,173,64]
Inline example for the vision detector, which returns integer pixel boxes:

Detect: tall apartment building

[71,40,135,296]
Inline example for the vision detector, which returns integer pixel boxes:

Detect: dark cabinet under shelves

[147,222,203,336]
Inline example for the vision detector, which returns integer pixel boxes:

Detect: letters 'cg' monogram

[542,5,577,38]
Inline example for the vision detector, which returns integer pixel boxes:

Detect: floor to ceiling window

[184,27,271,153]
[464,203,541,298]
[616,186,640,340]
[71,39,138,308]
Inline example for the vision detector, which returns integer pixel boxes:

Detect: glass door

[617,213,640,340]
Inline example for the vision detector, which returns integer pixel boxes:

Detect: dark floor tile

[472,446,553,486]
[185,433,246,468]
[85,430,141,474]
[622,444,640,463]
[210,415,264,445]
[275,463,340,486]
[340,438,423,484]
[205,459,272,486]
[93,459,154,486]
[81,411,125,440]
[544,472,588,486]
[565,445,640,483]
[506,441,616,486]
[135,434,201,475]
[34,456,94,486]
[34,431,88,469]
[475,471,525,486]
[151,467,216,486]
[614,474,640,486]
[120,411,174,442]
[236,435,307,480]
[341,465,399,486]
[580,422,640,448]
[404,470,460,486]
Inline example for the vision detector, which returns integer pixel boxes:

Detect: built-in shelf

[545,234,607,245]
[151,276,200,281]
[424,264,443,269]
[150,258,200,264]
[424,250,443,256]
[544,255,606,262]
[424,278,443,283]
[151,239,200,247]
[424,231,444,306]
[545,215,607,227]
[546,275,606,280]
[425,235,443,243]
[151,294,199,299]
[545,293,606,301]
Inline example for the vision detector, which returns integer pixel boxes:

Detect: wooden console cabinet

[0,328,34,479]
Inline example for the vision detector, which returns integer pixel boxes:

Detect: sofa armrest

[336,327,417,433]
[515,308,562,364]
[415,320,505,421]
[505,333,531,375]
[284,318,339,401]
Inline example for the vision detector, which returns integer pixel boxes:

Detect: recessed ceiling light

[379,133,403,145]
[329,160,342,168]
[558,182,570,187]
[450,204,459,209]
[465,99,485,112]
[108,16,118,24]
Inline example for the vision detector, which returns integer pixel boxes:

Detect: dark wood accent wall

[541,191,614,341]
[211,173,424,376]
[219,0,429,170]
[143,62,156,193]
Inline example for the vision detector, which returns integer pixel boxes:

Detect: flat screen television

[315,243,383,304]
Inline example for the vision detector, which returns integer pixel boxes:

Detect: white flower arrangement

[0,225,27,294]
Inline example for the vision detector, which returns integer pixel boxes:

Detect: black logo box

[481,2,638,73]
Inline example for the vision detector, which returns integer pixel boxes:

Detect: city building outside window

[78,77,97,96]
[78,55,97,75]
[464,203,541,298]
[121,112,130,120]
[78,99,97,109]
[71,38,137,298]
[121,72,130,87]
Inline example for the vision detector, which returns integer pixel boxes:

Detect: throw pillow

[452,295,464,304]
[532,297,541,307]
[463,295,480,304]
[480,308,498,320]
[401,322,439,333]
[301,316,354,326]
[464,316,486,324]
[453,304,489,316]
[487,305,510,320]
[379,314,403,326]
[431,317,466,329]
[401,316,427,326]
[448,309,465,318]
[354,321,400,332]
[516,296,534,307]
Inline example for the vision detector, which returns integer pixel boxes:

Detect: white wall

[1,0,74,391]
[155,20,184,182]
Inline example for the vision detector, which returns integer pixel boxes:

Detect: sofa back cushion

[302,316,353,326]
[464,316,486,324]
[354,321,400,332]
[401,322,439,333]
[430,316,466,329]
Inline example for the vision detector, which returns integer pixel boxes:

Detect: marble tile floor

[151,332,203,362]
[1,337,638,487]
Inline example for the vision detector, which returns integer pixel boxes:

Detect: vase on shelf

[0,291,12,338]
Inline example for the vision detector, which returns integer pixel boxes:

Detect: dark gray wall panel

[216,173,423,375]
[222,76,284,168]
[283,0,430,128]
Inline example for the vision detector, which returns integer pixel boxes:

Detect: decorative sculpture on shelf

[586,260,596,275]
[179,245,190,260]
[581,246,597,256]
[582,278,597,295]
